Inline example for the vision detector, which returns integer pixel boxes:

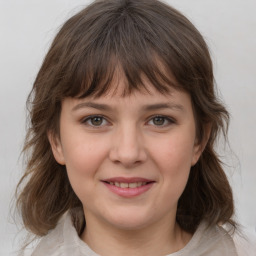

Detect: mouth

[101,177,155,198]
[103,181,154,188]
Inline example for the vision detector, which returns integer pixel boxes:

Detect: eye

[148,116,174,127]
[82,115,109,127]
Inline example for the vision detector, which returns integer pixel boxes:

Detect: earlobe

[47,131,66,165]
[191,143,203,166]
[191,123,212,166]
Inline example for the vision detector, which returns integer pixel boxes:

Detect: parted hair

[16,0,235,237]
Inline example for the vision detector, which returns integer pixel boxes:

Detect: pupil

[153,117,164,125]
[92,117,103,126]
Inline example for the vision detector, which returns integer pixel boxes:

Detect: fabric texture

[31,211,242,256]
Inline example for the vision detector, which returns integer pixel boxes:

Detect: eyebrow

[72,102,185,112]
[72,102,112,112]
[142,103,185,112]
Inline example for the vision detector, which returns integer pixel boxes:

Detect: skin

[49,77,208,256]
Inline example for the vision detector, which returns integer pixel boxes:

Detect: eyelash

[81,115,176,128]
[81,115,109,128]
[147,115,175,127]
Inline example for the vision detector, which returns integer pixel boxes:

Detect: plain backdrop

[1,0,256,255]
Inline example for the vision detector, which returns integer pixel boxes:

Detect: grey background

[1,0,255,254]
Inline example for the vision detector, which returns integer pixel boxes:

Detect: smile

[106,181,148,188]
[102,177,155,198]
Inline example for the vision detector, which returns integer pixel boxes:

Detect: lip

[101,177,155,198]
[102,177,154,183]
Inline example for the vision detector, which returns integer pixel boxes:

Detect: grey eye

[152,116,165,126]
[148,116,174,127]
[90,116,104,126]
[82,115,109,128]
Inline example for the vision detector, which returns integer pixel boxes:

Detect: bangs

[57,1,186,99]
[69,51,178,99]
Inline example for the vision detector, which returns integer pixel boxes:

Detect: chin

[103,209,156,231]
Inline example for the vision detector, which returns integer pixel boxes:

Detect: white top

[29,211,254,256]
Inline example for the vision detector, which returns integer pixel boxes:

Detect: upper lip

[102,177,155,183]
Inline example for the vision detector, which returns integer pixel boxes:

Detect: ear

[48,131,66,165]
[191,123,212,166]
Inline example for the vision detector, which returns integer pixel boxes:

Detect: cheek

[60,135,109,195]
[152,133,195,170]
[150,134,195,195]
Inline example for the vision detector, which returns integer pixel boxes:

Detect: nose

[109,124,147,168]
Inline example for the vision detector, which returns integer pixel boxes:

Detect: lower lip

[102,182,154,198]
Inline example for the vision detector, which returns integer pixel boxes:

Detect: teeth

[120,183,129,188]
[129,183,137,188]
[109,182,149,188]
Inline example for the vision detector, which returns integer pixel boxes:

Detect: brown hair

[16,0,235,237]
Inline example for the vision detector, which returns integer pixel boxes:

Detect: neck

[81,211,192,256]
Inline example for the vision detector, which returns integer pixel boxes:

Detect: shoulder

[196,222,239,256]
[31,212,71,256]
[183,221,256,256]
[233,226,256,256]
[172,221,239,256]
[30,211,98,256]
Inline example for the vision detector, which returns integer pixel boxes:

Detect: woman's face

[49,79,203,231]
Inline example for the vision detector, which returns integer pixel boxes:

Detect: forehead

[62,68,194,114]
[64,80,192,116]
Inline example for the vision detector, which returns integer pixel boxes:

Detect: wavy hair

[16,0,235,237]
